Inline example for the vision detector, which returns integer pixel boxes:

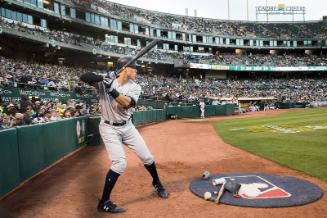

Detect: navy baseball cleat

[97,200,125,213]
[152,181,169,199]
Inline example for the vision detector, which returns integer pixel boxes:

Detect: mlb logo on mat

[223,175,292,199]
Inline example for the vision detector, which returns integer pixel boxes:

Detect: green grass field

[214,108,327,181]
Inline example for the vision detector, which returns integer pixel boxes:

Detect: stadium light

[247,0,249,21]
[227,0,230,20]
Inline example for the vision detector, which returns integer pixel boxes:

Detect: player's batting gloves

[103,78,115,92]
[80,72,103,86]
[103,71,116,91]
[106,71,116,79]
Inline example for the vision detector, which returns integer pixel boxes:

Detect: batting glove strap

[109,89,120,99]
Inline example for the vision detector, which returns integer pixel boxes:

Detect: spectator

[14,113,25,126]
[63,108,72,118]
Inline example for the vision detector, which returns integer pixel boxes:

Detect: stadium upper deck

[2,0,327,45]
[68,0,327,39]
[0,0,326,71]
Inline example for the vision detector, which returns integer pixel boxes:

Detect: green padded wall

[17,117,88,182]
[17,124,46,181]
[224,104,237,115]
[87,116,102,146]
[132,109,167,125]
[43,119,75,166]
[214,105,226,115]
[205,105,216,117]
[0,128,20,197]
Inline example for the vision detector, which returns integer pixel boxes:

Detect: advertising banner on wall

[189,63,327,72]
[0,86,96,102]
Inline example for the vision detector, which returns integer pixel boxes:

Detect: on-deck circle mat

[190,173,324,207]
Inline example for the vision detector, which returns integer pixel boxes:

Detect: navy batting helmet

[115,57,140,71]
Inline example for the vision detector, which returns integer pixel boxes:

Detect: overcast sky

[108,0,327,21]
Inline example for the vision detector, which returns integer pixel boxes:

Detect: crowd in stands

[1,17,327,67]
[0,18,171,62]
[72,0,327,39]
[136,74,327,103]
[1,55,327,129]
[1,54,326,104]
[0,96,100,129]
[189,53,327,66]
[0,18,95,47]
[132,105,154,111]
[0,56,93,93]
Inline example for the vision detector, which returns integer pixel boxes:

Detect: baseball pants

[99,119,154,174]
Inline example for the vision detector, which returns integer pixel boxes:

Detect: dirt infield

[1,110,326,218]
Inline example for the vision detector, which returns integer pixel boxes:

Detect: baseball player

[199,100,205,119]
[80,57,168,213]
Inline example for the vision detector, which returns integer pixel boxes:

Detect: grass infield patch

[214,108,327,181]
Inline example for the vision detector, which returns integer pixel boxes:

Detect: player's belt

[104,120,127,126]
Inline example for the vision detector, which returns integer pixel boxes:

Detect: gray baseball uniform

[200,101,205,118]
[96,79,154,174]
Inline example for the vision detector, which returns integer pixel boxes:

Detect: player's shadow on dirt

[120,193,156,206]
[0,206,15,218]
[119,175,206,207]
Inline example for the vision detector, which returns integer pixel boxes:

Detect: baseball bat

[214,183,225,204]
[115,39,161,75]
